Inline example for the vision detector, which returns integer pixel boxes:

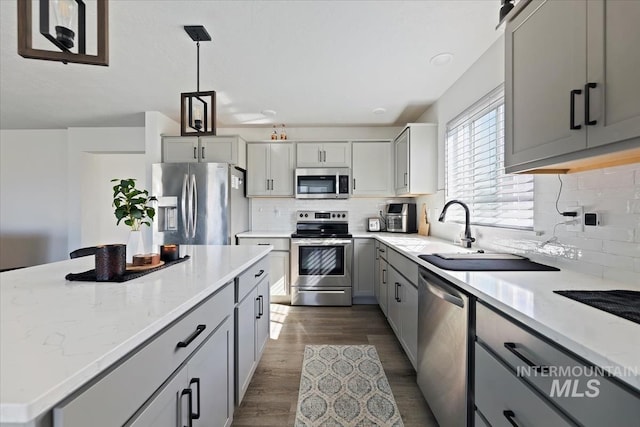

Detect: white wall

[0,130,69,269]
[415,36,640,285]
[80,153,147,248]
[67,127,146,253]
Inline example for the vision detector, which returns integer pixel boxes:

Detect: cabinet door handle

[503,342,549,372]
[256,297,261,319]
[397,283,402,302]
[201,145,205,159]
[394,282,399,302]
[181,388,193,427]
[318,150,322,163]
[193,146,197,159]
[255,269,265,278]
[585,82,597,126]
[382,268,386,284]
[323,150,327,162]
[189,378,201,420]
[259,295,264,317]
[177,324,206,348]
[570,89,582,130]
[404,172,407,186]
[503,410,520,427]
[353,178,356,190]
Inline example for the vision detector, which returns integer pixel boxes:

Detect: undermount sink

[418,253,560,272]
[432,252,527,261]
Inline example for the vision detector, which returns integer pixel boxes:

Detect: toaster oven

[385,203,417,233]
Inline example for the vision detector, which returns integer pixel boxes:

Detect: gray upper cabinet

[246,142,295,197]
[505,0,640,174]
[163,135,247,169]
[393,124,437,196]
[296,141,351,167]
[352,141,393,196]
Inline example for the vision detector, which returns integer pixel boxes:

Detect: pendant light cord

[196,41,200,92]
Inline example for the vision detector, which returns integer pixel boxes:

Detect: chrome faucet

[439,200,476,248]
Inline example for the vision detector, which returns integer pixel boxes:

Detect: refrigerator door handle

[181,173,190,239]
[191,174,198,238]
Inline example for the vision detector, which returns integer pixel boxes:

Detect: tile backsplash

[418,163,640,285]
[251,197,412,232]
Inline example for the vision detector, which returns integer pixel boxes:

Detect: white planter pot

[126,230,145,263]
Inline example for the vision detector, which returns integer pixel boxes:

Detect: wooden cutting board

[418,203,429,236]
[126,261,165,271]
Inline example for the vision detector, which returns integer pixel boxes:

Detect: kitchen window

[445,85,534,229]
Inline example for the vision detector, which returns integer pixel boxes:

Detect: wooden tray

[126,261,165,271]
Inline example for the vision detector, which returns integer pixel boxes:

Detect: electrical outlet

[565,205,584,232]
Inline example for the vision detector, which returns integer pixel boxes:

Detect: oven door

[290,238,353,288]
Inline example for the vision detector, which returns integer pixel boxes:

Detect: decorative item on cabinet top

[180,25,216,137]
[17,0,109,66]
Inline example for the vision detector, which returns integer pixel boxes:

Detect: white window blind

[445,85,534,230]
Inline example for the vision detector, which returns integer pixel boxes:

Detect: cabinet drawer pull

[258,243,270,245]
[181,388,193,427]
[503,342,549,372]
[255,269,265,278]
[177,324,206,348]
[585,82,597,126]
[503,410,520,427]
[570,89,582,130]
[189,378,201,420]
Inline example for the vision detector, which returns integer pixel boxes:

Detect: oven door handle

[292,239,353,246]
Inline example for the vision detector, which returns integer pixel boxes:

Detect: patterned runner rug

[295,345,404,427]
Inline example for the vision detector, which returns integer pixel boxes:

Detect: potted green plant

[111,178,156,262]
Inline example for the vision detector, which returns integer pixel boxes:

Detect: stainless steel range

[290,210,353,306]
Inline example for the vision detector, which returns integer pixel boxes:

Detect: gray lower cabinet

[475,344,573,426]
[376,245,389,316]
[237,237,290,303]
[129,317,234,427]
[53,283,236,427]
[386,263,418,370]
[235,259,270,405]
[475,302,640,426]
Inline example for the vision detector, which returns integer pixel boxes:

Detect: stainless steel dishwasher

[417,266,472,427]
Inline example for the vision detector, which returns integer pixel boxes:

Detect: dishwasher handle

[424,281,464,308]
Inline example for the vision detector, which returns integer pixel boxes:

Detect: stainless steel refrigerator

[152,163,248,245]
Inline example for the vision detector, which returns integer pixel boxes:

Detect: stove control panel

[296,211,348,222]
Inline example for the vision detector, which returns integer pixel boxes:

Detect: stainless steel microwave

[294,168,350,199]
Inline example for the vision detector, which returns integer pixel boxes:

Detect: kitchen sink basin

[418,254,559,272]
[432,252,526,260]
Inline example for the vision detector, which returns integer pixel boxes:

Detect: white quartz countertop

[0,245,271,424]
[369,233,640,391]
[236,231,293,238]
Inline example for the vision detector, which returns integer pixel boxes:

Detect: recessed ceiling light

[430,52,454,66]
[261,109,277,116]
[372,107,386,115]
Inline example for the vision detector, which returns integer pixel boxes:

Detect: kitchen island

[0,245,271,427]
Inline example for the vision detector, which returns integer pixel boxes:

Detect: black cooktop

[553,290,640,324]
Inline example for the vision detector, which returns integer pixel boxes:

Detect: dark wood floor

[232,304,438,426]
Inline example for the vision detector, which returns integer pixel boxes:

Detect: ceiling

[0,1,503,130]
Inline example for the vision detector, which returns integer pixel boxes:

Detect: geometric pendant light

[180,25,216,136]
[17,0,109,66]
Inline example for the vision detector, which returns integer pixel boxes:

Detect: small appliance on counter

[385,203,417,233]
[367,217,381,232]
